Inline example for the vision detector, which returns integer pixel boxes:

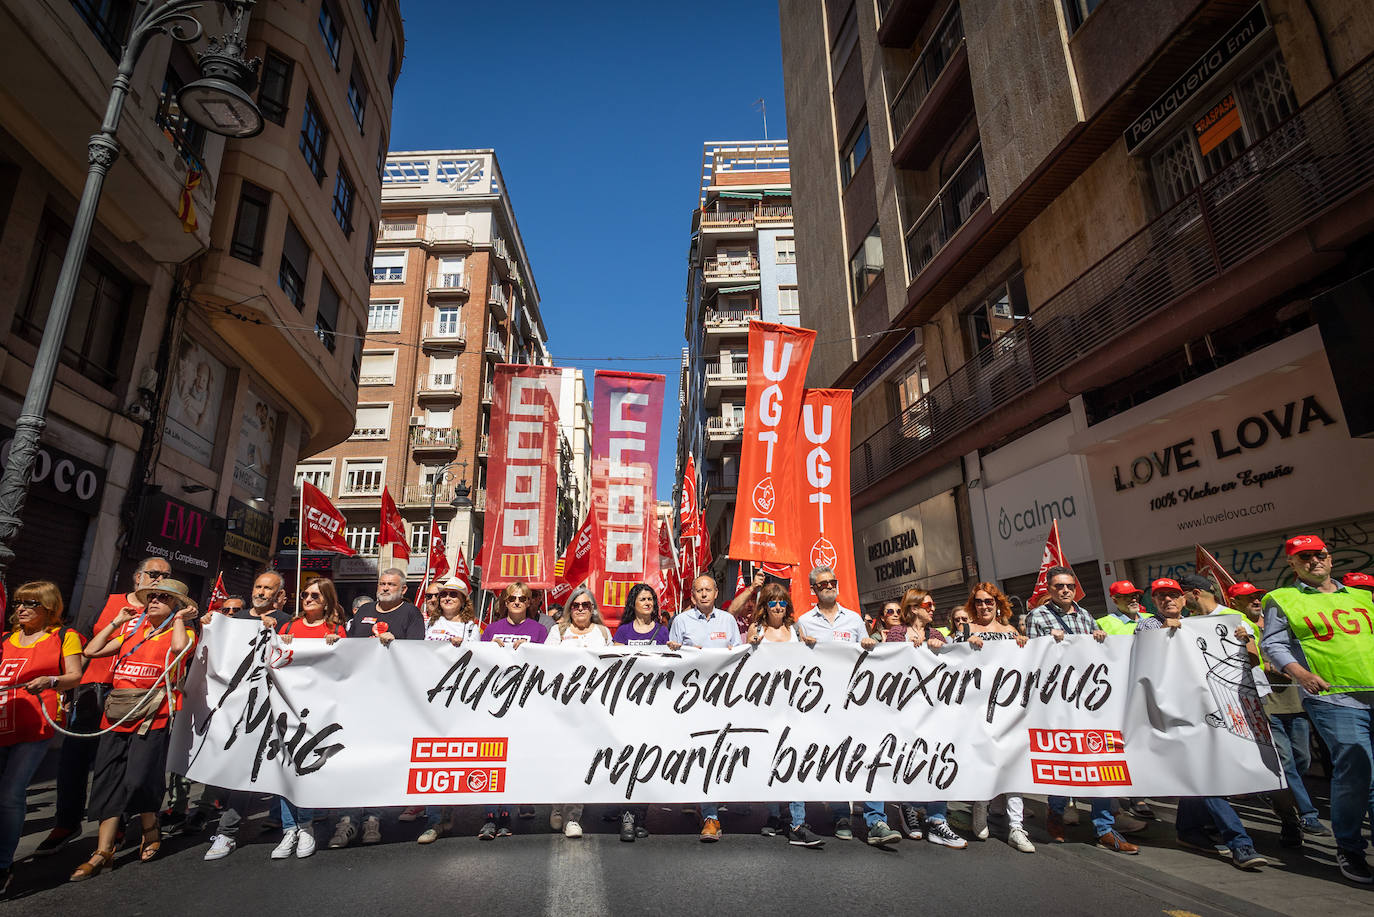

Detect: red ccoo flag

[380,487,410,561]
[1195,544,1237,597]
[451,545,472,593]
[680,455,698,539]
[1026,520,1084,608]
[412,522,451,605]
[550,513,598,606]
[301,481,355,555]
[206,573,228,613]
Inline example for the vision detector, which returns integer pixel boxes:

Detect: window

[351,334,363,386]
[435,255,464,288]
[258,50,294,125]
[966,273,1029,357]
[1062,0,1105,32]
[411,521,448,555]
[295,461,334,494]
[840,120,871,187]
[775,236,796,264]
[299,93,329,183]
[360,0,379,35]
[318,1,342,68]
[351,406,389,440]
[372,250,405,283]
[332,167,355,235]
[279,219,310,311]
[894,356,929,412]
[342,459,384,494]
[377,135,387,180]
[777,286,800,316]
[435,306,461,336]
[364,223,376,286]
[344,525,380,555]
[229,181,271,264]
[1147,50,1299,210]
[347,67,368,130]
[387,45,400,90]
[368,299,401,331]
[316,276,340,351]
[15,214,131,387]
[71,0,132,60]
[848,223,883,301]
[155,49,207,169]
[358,351,396,384]
[830,2,858,85]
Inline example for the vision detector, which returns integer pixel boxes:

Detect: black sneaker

[1279,822,1303,848]
[898,804,923,840]
[761,815,782,837]
[1301,816,1332,837]
[833,816,853,840]
[35,827,81,857]
[789,824,825,848]
[184,809,210,834]
[634,825,649,838]
[620,812,636,843]
[1338,848,1374,884]
[478,821,497,840]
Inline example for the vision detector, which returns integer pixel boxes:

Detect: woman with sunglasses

[72,579,196,881]
[0,582,84,894]
[476,581,544,839]
[894,588,947,649]
[424,578,478,647]
[548,586,612,839]
[614,584,669,647]
[747,585,825,848]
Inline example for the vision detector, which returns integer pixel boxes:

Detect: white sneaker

[295,830,316,858]
[204,834,237,860]
[550,809,563,831]
[1008,827,1036,853]
[564,820,583,838]
[1114,813,1148,835]
[1061,805,1080,826]
[271,828,299,860]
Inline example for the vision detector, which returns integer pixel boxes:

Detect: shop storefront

[1074,328,1374,609]
[221,497,275,597]
[130,491,225,604]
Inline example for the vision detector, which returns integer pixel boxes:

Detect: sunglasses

[813,580,838,589]
[302,591,323,599]
[973,598,996,606]
[883,608,900,615]
[507,596,528,604]
[146,592,174,604]
[571,601,594,610]
[142,570,170,580]
[15,599,43,609]
[765,601,788,609]
[438,590,464,599]
[1297,551,1330,561]
[1050,583,1077,590]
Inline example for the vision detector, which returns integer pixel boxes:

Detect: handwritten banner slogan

[170,619,1283,807]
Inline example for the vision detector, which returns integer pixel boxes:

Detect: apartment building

[676,141,796,576]
[781,0,1374,619]
[0,0,402,623]
[293,149,566,603]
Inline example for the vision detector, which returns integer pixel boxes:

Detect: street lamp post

[426,460,473,546]
[0,0,264,578]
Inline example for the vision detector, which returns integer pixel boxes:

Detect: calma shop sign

[982,454,1093,577]
[1082,349,1374,560]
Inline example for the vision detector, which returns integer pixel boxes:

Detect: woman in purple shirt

[614,583,669,648]
[476,581,544,839]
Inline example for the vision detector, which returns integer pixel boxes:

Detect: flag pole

[296,483,305,616]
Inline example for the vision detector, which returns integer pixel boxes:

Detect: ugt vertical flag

[789,389,859,614]
[590,371,665,609]
[729,321,816,564]
[479,365,563,589]
[379,487,409,561]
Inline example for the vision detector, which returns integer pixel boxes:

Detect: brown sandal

[69,848,114,882]
[139,825,162,862]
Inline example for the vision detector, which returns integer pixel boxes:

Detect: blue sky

[387,1,788,499]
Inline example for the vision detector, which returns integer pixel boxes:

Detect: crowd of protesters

[0,531,1370,894]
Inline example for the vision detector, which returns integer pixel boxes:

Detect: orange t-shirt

[81,593,140,685]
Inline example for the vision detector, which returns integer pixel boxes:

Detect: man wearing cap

[1157,577,1269,870]
[1098,581,1163,634]
[1026,566,1144,853]
[1227,583,1265,624]
[1261,535,1374,883]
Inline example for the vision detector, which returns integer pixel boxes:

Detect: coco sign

[0,428,106,515]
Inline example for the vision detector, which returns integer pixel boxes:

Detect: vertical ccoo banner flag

[479,365,563,589]
[789,389,859,613]
[590,371,665,608]
[729,321,816,564]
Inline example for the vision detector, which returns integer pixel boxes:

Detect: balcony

[904,144,988,280]
[481,381,494,404]
[491,237,513,279]
[890,4,972,171]
[485,332,506,358]
[699,208,754,230]
[704,357,749,383]
[403,482,456,505]
[357,372,394,386]
[421,321,466,348]
[704,308,759,334]
[853,59,1374,497]
[705,416,743,457]
[339,478,384,498]
[426,271,469,300]
[477,433,490,457]
[755,204,793,223]
[377,221,475,249]
[702,255,760,286]
[409,426,461,453]
[417,372,461,401]
[350,426,389,441]
[473,486,487,512]
[877,0,943,49]
[488,284,510,318]
[704,470,738,503]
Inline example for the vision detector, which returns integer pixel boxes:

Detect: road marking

[544,829,607,917]
[1164,910,1204,917]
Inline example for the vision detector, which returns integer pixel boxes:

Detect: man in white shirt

[795,566,901,847]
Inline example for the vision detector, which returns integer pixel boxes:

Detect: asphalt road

[5,799,1314,917]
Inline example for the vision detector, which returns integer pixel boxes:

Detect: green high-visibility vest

[1271,585,1374,694]
[1095,614,1138,635]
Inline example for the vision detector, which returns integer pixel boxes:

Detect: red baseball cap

[1226,582,1263,599]
[1150,578,1183,594]
[1285,535,1327,555]
[1342,571,1374,590]
[1109,580,1144,597]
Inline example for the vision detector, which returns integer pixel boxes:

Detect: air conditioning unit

[409,416,424,426]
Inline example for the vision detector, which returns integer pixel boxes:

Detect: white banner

[170,619,1284,807]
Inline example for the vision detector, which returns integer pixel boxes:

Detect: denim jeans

[765,801,806,826]
[0,740,50,869]
[424,805,449,828]
[909,800,949,823]
[1049,795,1114,836]
[280,798,314,831]
[1269,712,1318,820]
[1304,699,1374,852]
[1176,796,1255,852]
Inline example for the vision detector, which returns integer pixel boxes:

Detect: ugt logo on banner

[790,389,859,613]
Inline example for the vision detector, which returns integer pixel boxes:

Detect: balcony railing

[377,221,475,246]
[699,204,793,229]
[488,285,510,313]
[418,372,460,396]
[854,58,1374,495]
[485,332,505,357]
[403,482,454,504]
[704,471,739,496]
[705,309,760,328]
[351,426,388,440]
[706,416,744,437]
[358,373,393,385]
[904,144,987,278]
[756,204,793,222]
[409,426,461,450]
[478,433,490,455]
[422,322,466,345]
[427,271,469,294]
[703,255,760,281]
[339,478,384,497]
[705,358,750,380]
[889,4,964,144]
[481,382,494,403]
[473,486,487,512]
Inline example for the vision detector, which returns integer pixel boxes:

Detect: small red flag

[550,513,597,605]
[1195,544,1237,596]
[380,487,410,561]
[1026,520,1084,608]
[301,481,355,555]
[207,573,228,613]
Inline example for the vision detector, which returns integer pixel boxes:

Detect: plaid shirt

[1026,602,1099,638]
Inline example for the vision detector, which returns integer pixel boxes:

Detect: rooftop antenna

[754,98,768,140]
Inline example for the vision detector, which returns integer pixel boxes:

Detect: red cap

[1285,535,1327,555]
[1226,582,1262,599]
[1342,571,1374,590]
[1109,580,1144,597]
[1150,578,1183,594]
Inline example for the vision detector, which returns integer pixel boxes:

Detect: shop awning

[763,189,790,196]
[718,283,760,293]
[718,191,762,200]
